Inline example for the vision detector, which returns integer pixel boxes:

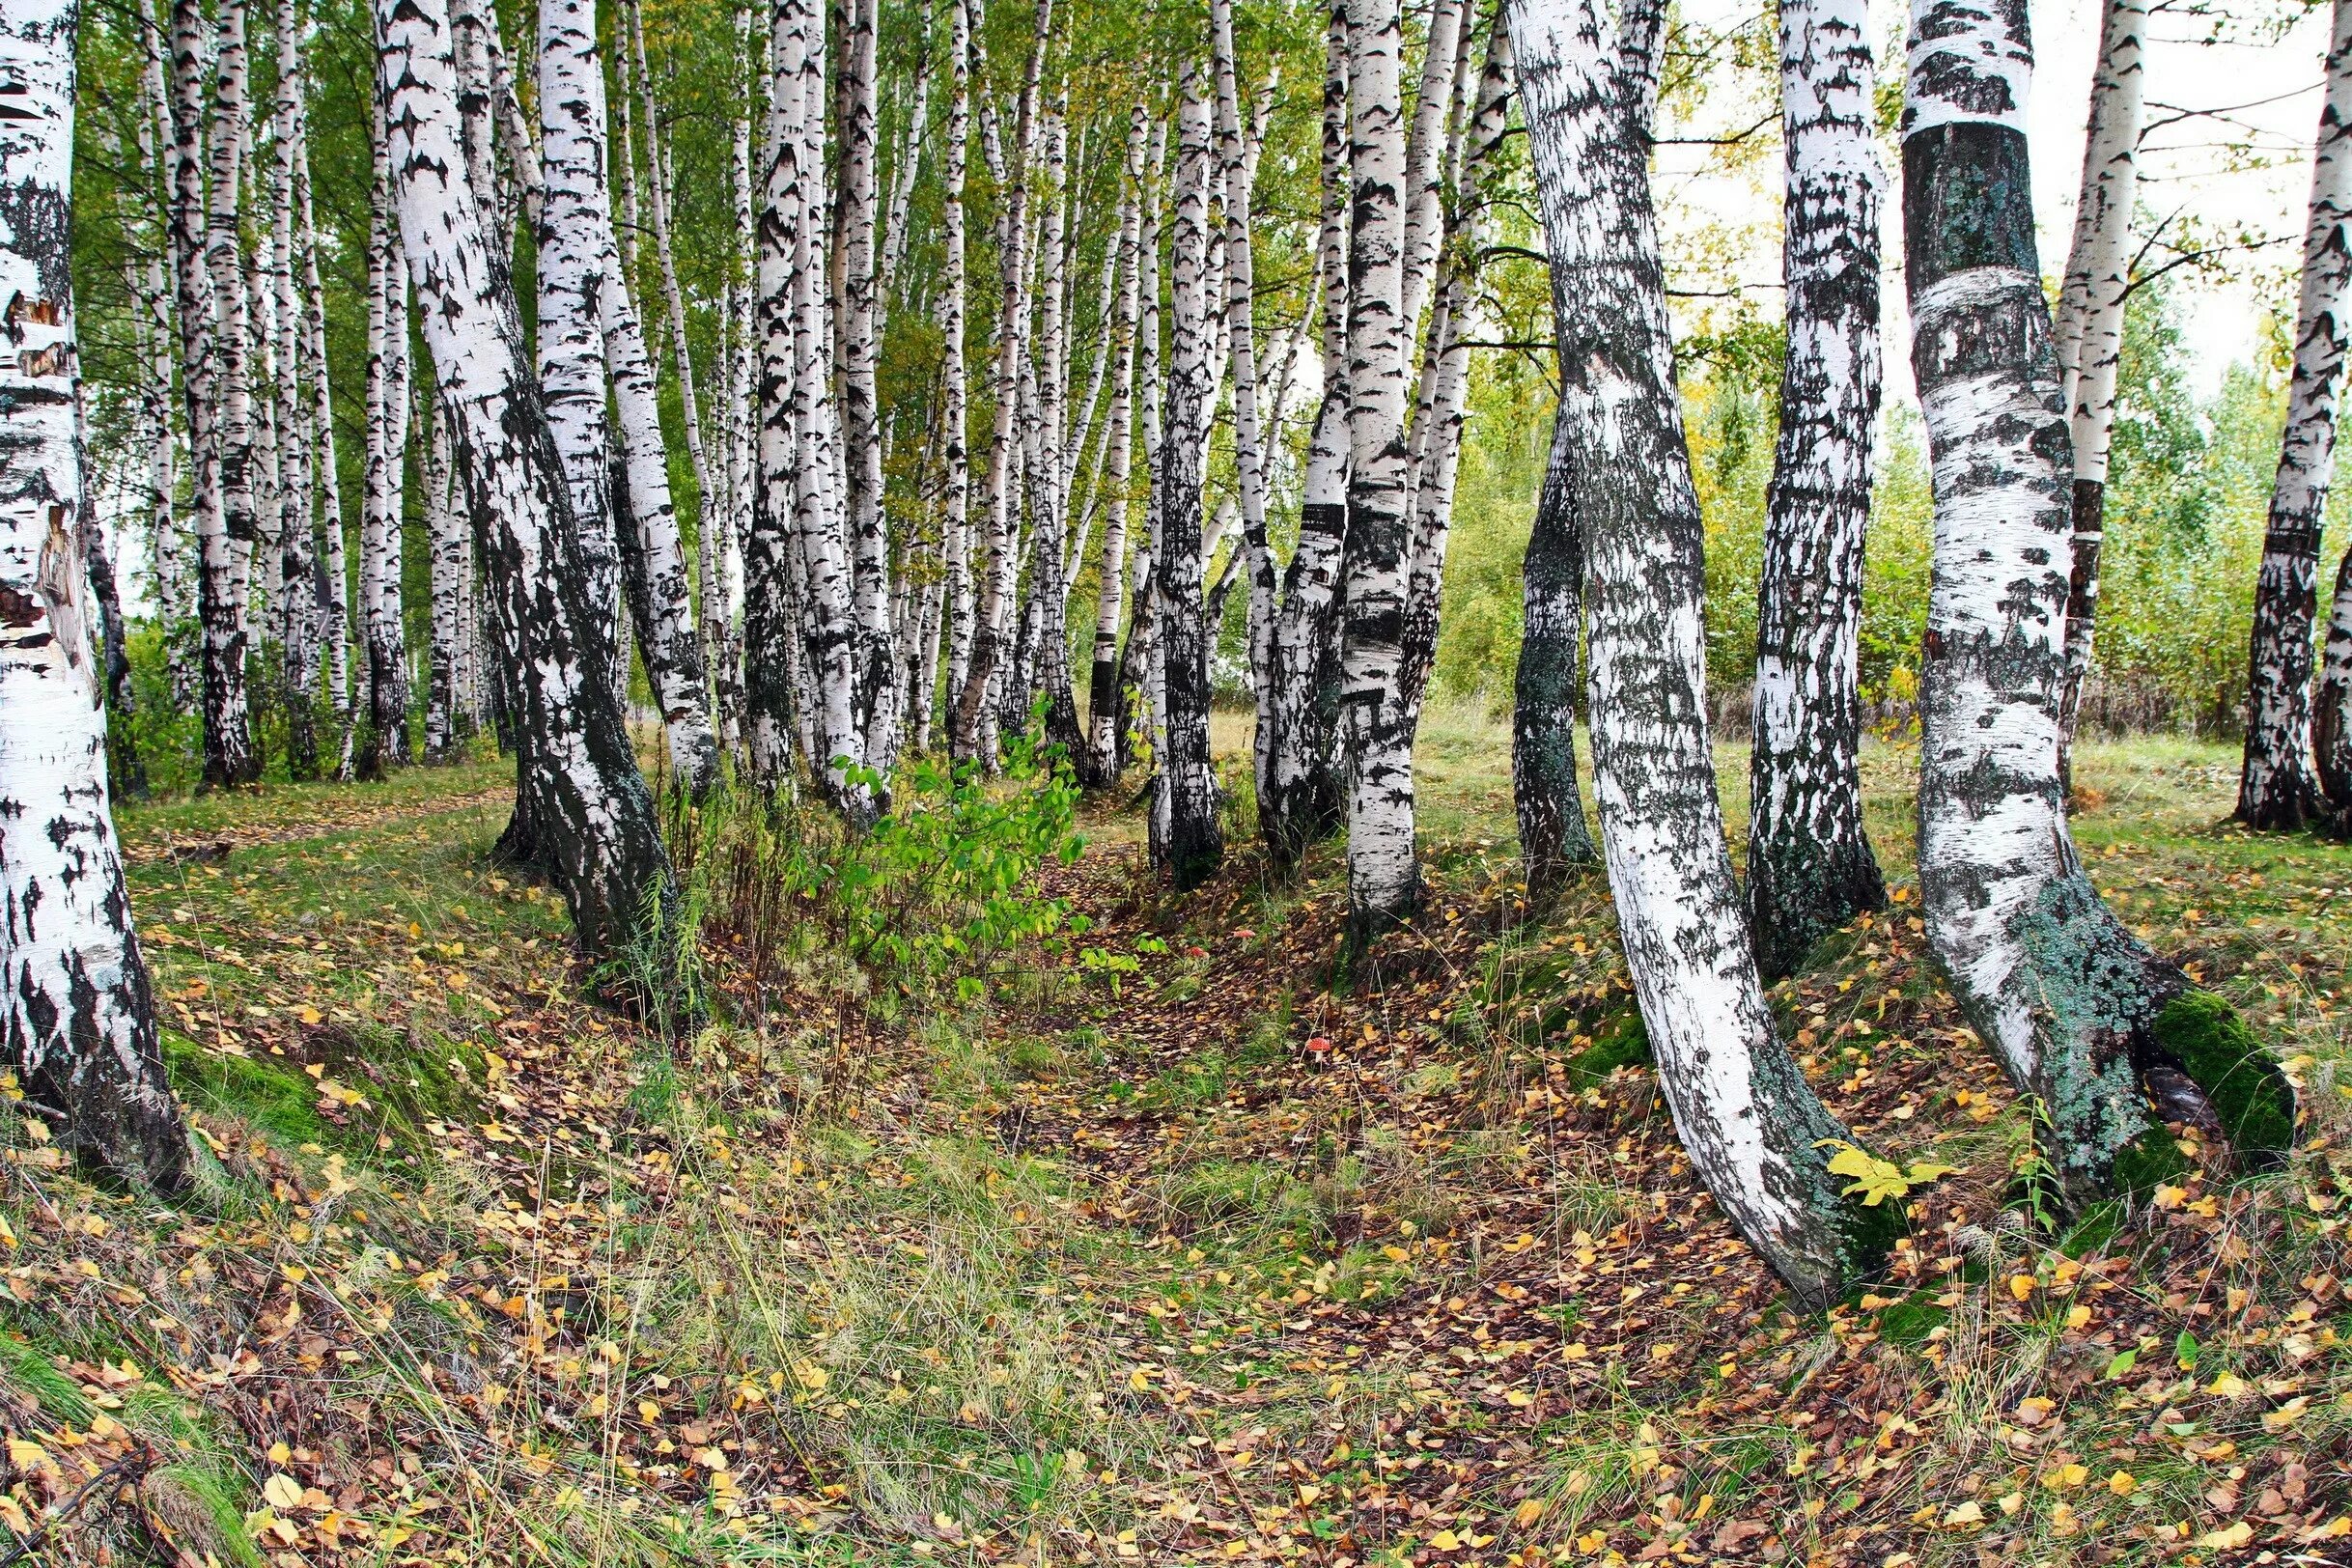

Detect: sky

[1655,0,2331,400]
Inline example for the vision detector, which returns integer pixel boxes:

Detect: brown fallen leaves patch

[3,772,2349,1566]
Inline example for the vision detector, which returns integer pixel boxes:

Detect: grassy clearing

[3,721,2346,1566]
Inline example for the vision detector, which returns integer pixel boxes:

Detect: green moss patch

[2150,992,2296,1166]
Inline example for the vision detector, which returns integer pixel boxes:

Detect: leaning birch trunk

[170,0,261,786]
[2239,0,2352,832]
[2052,0,2144,775]
[1511,0,1885,1305]
[1155,70,1223,890]
[535,0,622,673]
[0,0,190,1191]
[1083,108,1145,788]
[1745,0,1886,978]
[1338,0,1419,935]
[377,0,678,957]
[1262,9,1353,871]
[1400,0,1466,339]
[542,0,718,794]
[1903,0,2296,1199]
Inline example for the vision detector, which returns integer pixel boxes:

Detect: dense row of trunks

[5,0,2322,1305]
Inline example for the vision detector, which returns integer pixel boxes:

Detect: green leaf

[2103,1348,2139,1380]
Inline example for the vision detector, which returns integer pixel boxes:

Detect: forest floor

[3,717,2349,1568]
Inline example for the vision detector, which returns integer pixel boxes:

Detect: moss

[2150,992,2296,1165]
[1875,1297,1948,1348]
[1835,1184,1909,1278]
[1566,1011,1651,1082]
[2108,1126,2191,1197]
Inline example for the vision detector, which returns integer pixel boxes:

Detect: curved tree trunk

[1511,0,1879,1307]
[2051,0,2145,780]
[1904,0,2296,1202]
[0,0,190,1192]
[2240,0,2352,831]
[1745,0,1886,978]
[377,0,677,958]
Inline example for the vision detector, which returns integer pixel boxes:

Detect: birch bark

[1083,108,1145,787]
[1904,0,2295,1199]
[2052,0,2144,770]
[1339,0,1419,934]
[1262,8,1354,870]
[1156,70,1223,889]
[2240,0,2352,831]
[1746,0,1886,977]
[377,0,678,956]
[1511,0,1881,1303]
[0,0,190,1191]
[535,0,622,670]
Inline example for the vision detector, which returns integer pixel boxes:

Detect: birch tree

[2050,0,2144,771]
[358,111,411,781]
[839,0,900,770]
[376,0,678,956]
[273,0,321,780]
[536,0,621,669]
[1509,0,1884,1305]
[1082,106,1145,787]
[1745,0,1886,978]
[1903,0,2296,1201]
[168,0,261,787]
[0,0,190,1191]
[2239,0,2352,831]
[951,0,1050,763]
[1513,412,1598,904]
[542,0,718,793]
[1338,0,1419,935]
[1155,68,1223,889]
[1261,9,1353,869]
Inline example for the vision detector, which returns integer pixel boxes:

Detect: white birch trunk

[937,0,973,755]
[1512,0,1880,1304]
[2053,0,2145,763]
[378,0,677,954]
[1262,7,1354,869]
[1082,108,1145,787]
[535,0,622,671]
[1155,70,1222,888]
[2239,0,2352,830]
[1904,0,2295,1199]
[1339,0,1419,933]
[840,0,898,771]
[0,0,189,1191]
[1746,0,1887,976]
